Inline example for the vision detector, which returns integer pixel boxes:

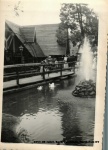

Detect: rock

[85,91,89,96]
[88,87,94,92]
[1,113,32,143]
[87,85,92,89]
[1,113,21,143]
[72,80,96,98]
[79,92,85,96]
[80,88,87,92]
[89,91,95,96]
[76,87,81,91]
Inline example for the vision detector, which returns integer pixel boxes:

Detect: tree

[56,23,67,46]
[56,3,98,46]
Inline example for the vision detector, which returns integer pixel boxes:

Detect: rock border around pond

[72,80,96,98]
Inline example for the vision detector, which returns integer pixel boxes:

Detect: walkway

[3,70,75,90]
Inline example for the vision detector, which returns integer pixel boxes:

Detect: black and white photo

[0,0,107,150]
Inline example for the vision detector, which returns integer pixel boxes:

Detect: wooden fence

[4,61,76,86]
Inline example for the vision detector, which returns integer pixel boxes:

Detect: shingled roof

[20,26,35,42]
[5,20,45,57]
[35,24,66,56]
[6,20,25,43]
[6,21,66,57]
[22,24,66,56]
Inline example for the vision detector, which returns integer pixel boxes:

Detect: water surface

[3,76,95,146]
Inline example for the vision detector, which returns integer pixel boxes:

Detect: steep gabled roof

[6,20,25,43]
[6,21,66,57]
[20,26,35,42]
[35,24,66,56]
[5,20,45,57]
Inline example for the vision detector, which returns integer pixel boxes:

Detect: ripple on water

[3,78,95,145]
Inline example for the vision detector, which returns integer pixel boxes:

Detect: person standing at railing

[46,56,52,64]
[55,60,58,69]
[67,55,75,71]
[46,55,53,71]
[64,56,68,69]
[40,61,44,77]
[67,56,71,71]
[69,41,78,71]
[40,59,49,77]
[70,41,78,61]
[52,58,56,69]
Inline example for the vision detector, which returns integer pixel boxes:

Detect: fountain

[72,37,96,98]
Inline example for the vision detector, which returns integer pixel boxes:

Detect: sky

[2,0,61,25]
[1,0,107,26]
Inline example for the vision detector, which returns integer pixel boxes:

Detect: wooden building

[5,20,46,65]
[4,21,66,65]
[34,24,66,59]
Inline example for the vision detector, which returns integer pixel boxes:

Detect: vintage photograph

[0,0,106,149]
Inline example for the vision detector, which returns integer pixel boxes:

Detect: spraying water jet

[72,37,96,98]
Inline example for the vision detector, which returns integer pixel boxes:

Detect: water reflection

[3,77,95,146]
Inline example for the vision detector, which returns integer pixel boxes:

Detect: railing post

[16,67,19,86]
[24,65,26,78]
[73,61,75,73]
[70,62,72,71]
[60,63,62,76]
[43,65,45,80]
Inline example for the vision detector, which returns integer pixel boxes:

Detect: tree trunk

[66,28,70,56]
[76,4,85,39]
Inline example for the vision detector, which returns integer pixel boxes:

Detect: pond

[2,76,95,146]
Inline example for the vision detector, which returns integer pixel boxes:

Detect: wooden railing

[4,61,76,86]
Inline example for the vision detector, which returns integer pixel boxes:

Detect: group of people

[40,54,77,73]
[39,40,98,72]
[40,56,59,73]
[41,56,58,69]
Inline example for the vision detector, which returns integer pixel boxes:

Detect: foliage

[56,3,98,46]
[56,23,67,46]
